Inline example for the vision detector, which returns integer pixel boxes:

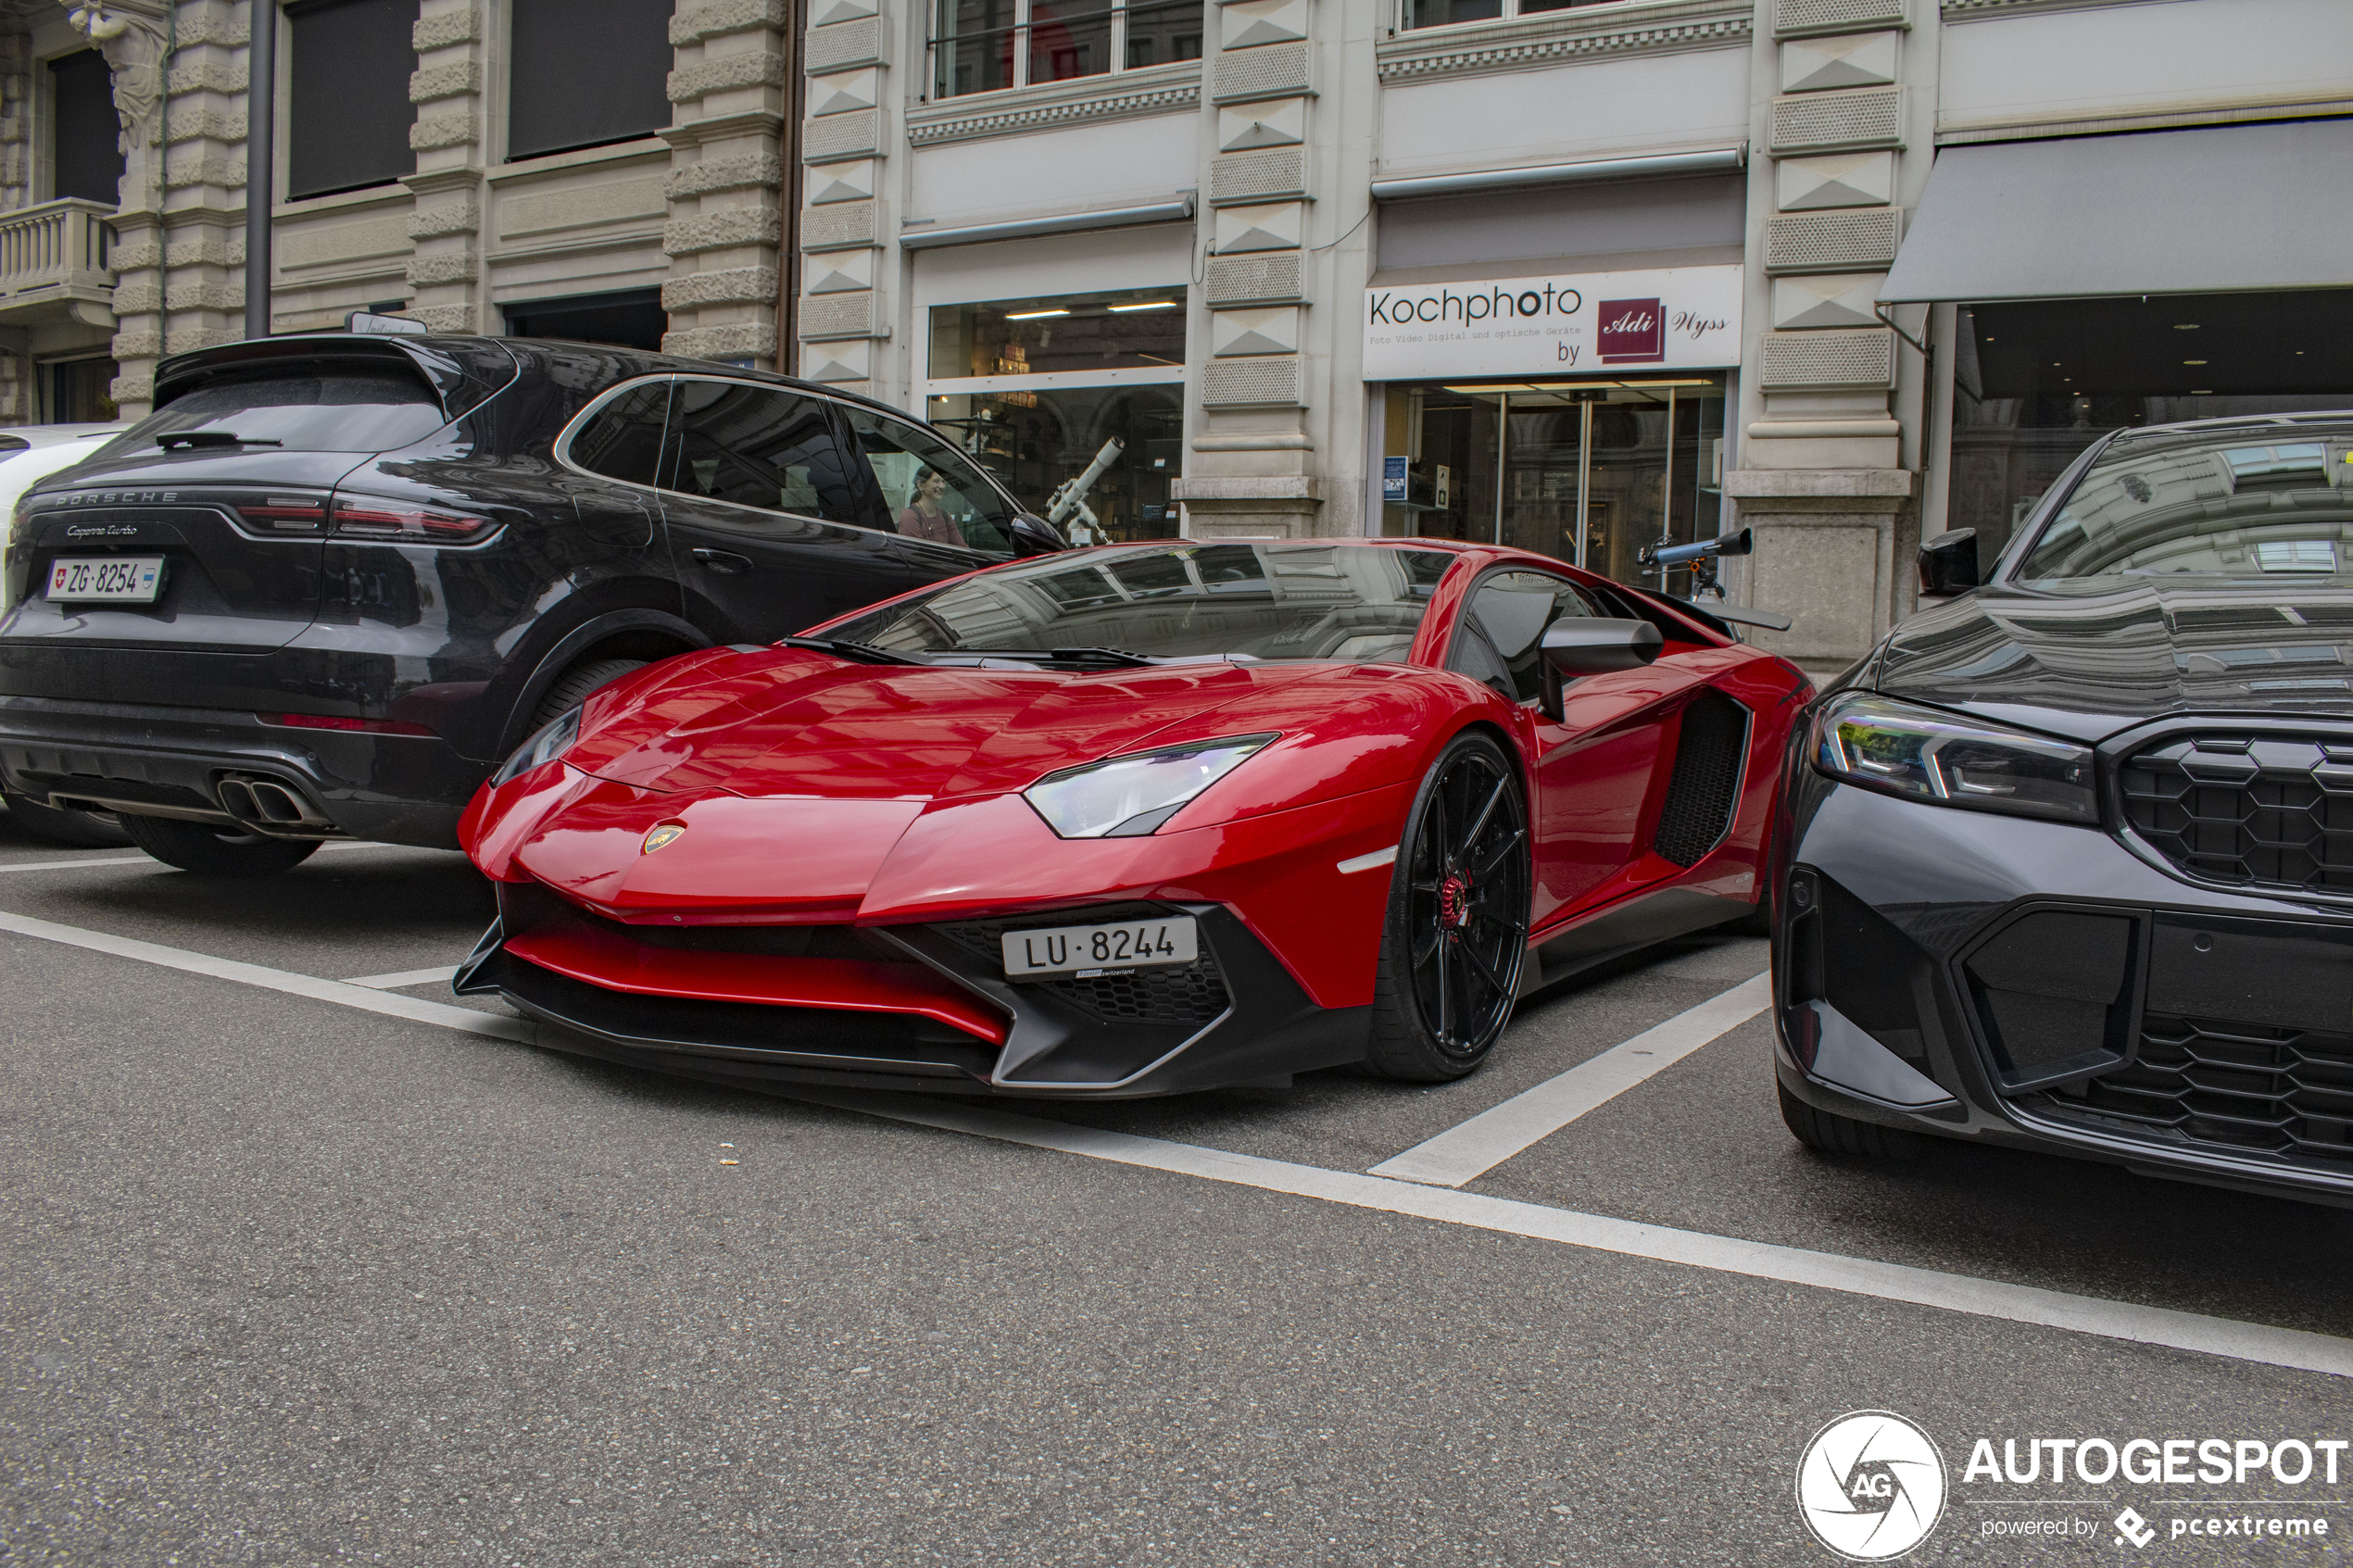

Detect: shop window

[1381,379,1725,592]
[927,289,1185,379]
[285,0,417,201]
[509,0,673,162]
[1403,0,1619,25]
[1948,290,2353,566]
[931,0,1202,99]
[504,289,668,353]
[48,50,122,206]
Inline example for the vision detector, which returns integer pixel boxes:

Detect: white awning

[1880,119,2353,303]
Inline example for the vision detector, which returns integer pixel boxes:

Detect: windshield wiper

[963,646,1159,668]
[776,635,925,666]
[156,431,283,451]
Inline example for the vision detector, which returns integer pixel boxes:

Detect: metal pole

[244,0,274,340]
[1492,391,1506,546]
[1574,397,1592,570]
[1659,386,1676,586]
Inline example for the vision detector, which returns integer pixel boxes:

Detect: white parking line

[0,839,419,875]
[804,1089,2353,1382]
[0,909,530,1043]
[0,911,2345,1381]
[1370,972,1773,1186]
[344,964,461,989]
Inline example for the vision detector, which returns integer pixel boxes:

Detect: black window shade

[508,0,673,162]
[286,0,418,200]
[49,49,124,205]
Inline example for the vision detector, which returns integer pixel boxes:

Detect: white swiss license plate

[45,556,165,603]
[1000,916,1199,979]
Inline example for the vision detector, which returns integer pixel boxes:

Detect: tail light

[261,712,438,737]
[236,499,328,533]
[329,503,498,545]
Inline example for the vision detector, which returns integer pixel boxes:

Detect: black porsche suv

[0,332,1060,873]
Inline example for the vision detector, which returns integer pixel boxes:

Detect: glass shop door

[1380,377,1728,595]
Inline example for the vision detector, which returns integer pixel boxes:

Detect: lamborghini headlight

[492,706,582,785]
[1812,693,2095,824]
[1024,733,1278,838]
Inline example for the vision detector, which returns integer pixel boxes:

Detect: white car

[0,423,132,847]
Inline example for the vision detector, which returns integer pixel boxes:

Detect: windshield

[2017,420,2353,581]
[103,367,451,457]
[829,543,1457,663]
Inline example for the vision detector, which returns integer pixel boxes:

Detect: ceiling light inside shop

[2184,360,2208,366]
[1108,301,1178,312]
[2174,323,2200,330]
[1005,308,1070,320]
[2191,390,2214,395]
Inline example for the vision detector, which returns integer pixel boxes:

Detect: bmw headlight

[493,706,582,785]
[1812,694,2095,823]
[1024,733,1278,838]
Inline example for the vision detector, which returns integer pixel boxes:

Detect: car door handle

[693,548,753,574]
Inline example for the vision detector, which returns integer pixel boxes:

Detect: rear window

[108,368,451,456]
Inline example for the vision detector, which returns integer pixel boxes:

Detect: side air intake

[1652,690,1751,868]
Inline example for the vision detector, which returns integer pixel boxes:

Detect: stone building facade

[788,0,2353,671]
[0,0,798,423]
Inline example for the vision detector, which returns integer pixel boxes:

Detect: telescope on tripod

[1636,527,1792,632]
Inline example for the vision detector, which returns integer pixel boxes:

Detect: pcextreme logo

[1796,1411,1948,1561]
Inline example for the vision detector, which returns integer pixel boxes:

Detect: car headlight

[493,706,582,785]
[1812,694,2095,823]
[1023,733,1278,838]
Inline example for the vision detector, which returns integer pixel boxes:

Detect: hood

[495,648,1338,917]
[1874,580,2353,742]
[563,647,1329,800]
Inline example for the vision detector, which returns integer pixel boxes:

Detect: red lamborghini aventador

[455,540,1809,1097]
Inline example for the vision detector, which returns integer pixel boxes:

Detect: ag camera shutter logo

[1796,1411,1948,1560]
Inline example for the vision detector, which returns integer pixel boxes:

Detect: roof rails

[2112,408,2353,440]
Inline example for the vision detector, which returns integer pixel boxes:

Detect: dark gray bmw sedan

[1774,411,2353,1206]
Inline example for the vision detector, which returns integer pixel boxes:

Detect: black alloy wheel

[1368,732,1532,1082]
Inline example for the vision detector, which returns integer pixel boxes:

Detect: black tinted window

[841,407,1017,556]
[115,369,448,455]
[49,49,122,205]
[661,381,862,525]
[569,383,672,485]
[1451,571,1597,704]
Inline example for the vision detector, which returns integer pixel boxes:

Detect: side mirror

[1007,512,1068,558]
[1918,528,1980,596]
[1540,617,1662,716]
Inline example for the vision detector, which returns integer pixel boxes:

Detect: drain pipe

[244,0,274,339]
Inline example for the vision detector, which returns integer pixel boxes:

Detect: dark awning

[1880,119,2353,303]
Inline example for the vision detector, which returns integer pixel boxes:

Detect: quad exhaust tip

[216,775,328,827]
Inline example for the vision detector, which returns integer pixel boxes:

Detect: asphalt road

[3,822,2350,1566]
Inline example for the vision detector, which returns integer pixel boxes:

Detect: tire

[4,792,132,848]
[1366,731,1533,1083]
[118,813,321,877]
[1719,901,1772,937]
[1777,1083,1921,1159]
[528,658,648,731]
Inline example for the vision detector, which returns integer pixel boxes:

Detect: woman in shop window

[897,467,961,546]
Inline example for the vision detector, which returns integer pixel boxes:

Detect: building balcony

[0,198,118,329]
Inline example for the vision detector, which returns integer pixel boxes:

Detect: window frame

[1400,0,1628,31]
[927,0,1203,100]
[554,374,1031,561]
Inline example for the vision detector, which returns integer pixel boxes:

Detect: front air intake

[1652,690,1750,868]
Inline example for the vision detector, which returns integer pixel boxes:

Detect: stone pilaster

[793,0,887,396]
[400,0,484,333]
[662,0,788,366]
[1173,0,1319,541]
[1732,0,1927,671]
[0,27,31,421]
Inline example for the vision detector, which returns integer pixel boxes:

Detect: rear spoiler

[151,333,519,423]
